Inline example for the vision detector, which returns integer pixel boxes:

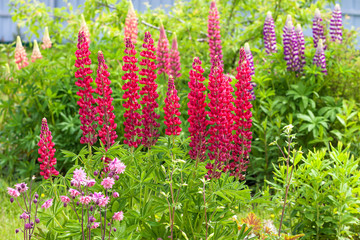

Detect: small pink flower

[71,179,81,187]
[7,187,20,197]
[113,192,119,198]
[87,179,96,187]
[20,212,30,219]
[79,196,92,205]
[60,196,71,204]
[91,222,100,229]
[73,168,87,182]
[113,211,124,221]
[98,196,109,207]
[69,188,81,197]
[109,158,126,174]
[101,177,115,189]
[92,192,104,203]
[41,199,53,209]
[15,183,28,193]
[42,27,52,49]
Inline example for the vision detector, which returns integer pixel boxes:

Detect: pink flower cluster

[31,40,42,62]
[15,36,29,70]
[75,31,98,145]
[169,34,181,80]
[124,2,138,44]
[122,38,142,148]
[38,118,59,179]
[208,1,223,68]
[139,31,160,148]
[188,57,207,162]
[156,23,170,75]
[164,76,182,136]
[42,27,52,49]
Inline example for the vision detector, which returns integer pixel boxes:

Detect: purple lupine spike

[295,24,306,71]
[244,43,255,76]
[330,4,342,43]
[282,15,292,38]
[313,9,326,49]
[313,39,327,75]
[263,11,277,54]
[283,18,300,72]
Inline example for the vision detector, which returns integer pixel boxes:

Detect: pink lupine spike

[124,1,138,44]
[164,75,182,136]
[139,31,160,148]
[95,51,118,149]
[15,36,29,70]
[31,40,42,62]
[80,14,91,44]
[169,33,181,81]
[156,22,170,75]
[122,37,142,148]
[38,118,59,179]
[188,57,207,163]
[208,0,223,68]
[42,27,52,49]
[74,31,98,145]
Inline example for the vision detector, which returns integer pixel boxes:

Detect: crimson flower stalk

[15,36,29,70]
[169,33,181,81]
[164,76,181,136]
[38,118,59,179]
[124,1,138,44]
[80,14,90,44]
[313,39,327,75]
[208,0,223,68]
[263,11,277,54]
[95,51,118,149]
[122,38,141,148]
[232,49,253,180]
[188,57,207,163]
[156,23,170,75]
[75,31,97,145]
[139,32,160,148]
[330,4,342,43]
[42,27,52,49]
[313,9,326,49]
[31,40,42,62]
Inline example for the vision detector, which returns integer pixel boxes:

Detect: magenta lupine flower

[263,11,277,54]
[206,59,234,179]
[42,27,52,50]
[313,9,326,49]
[124,2,138,44]
[139,31,160,148]
[75,31,98,145]
[164,76,182,136]
[41,199,53,209]
[330,4,342,43]
[7,188,20,197]
[283,18,300,72]
[15,36,29,70]
[101,177,115,189]
[80,15,90,44]
[38,118,59,180]
[313,39,327,75]
[295,24,306,71]
[122,38,142,148]
[60,196,71,204]
[231,49,253,180]
[113,211,124,221]
[169,33,181,80]
[95,51,118,149]
[208,0,223,68]
[188,57,207,162]
[156,23,170,75]
[244,43,255,75]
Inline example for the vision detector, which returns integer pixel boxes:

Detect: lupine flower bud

[263,11,277,54]
[113,228,117,232]
[95,51,118,150]
[33,199,37,204]
[313,39,327,75]
[330,4,342,43]
[75,31,98,145]
[16,229,20,233]
[90,206,94,211]
[244,43,255,76]
[10,197,14,203]
[122,38,142,148]
[156,22,170,75]
[94,170,98,176]
[188,57,207,162]
[15,36,29,70]
[42,27,52,49]
[283,17,300,72]
[169,33,181,81]
[37,118,59,179]
[208,1,223,68]
[164,76,182,136]
[295,24,306,71]
[80,14,90,44]
[313,9,326,49]
[124,1,138,44]
[31,40,42,62]
[35,193,39,199]
[25,223,32,229]
[35,218,40,224]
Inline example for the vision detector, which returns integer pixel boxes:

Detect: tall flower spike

[164,75,182,136]
[139,31,160,148]
[188,57,207,163]
[330,4,342,43]
[38,118,59,179]
[169,33,181,81]
[295,24,306,71]
[283,19,300,72]
[75,31,98,145]
[31,40,42,62]
[208,0,223,68]
[156,22,170,75]
[15,36,29,70]
[42,27,52,49]
[263,11,277,54]
[313,39,327,75]
[95,51,118,149]
[80,14,91,44]
[124,1,138,44]
[313,9,326,49]
[244,43,255,76]
[232,48,253,180]
[122,38,142,148]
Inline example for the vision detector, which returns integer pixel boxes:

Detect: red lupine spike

[169,33,181,80]
[124,1,138,44]
[208,0,223,69]
[75,31,98,145]
[139,31,160,148]
[156,22,170,75]
[15,36,29,70]
[164,75,182,136]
